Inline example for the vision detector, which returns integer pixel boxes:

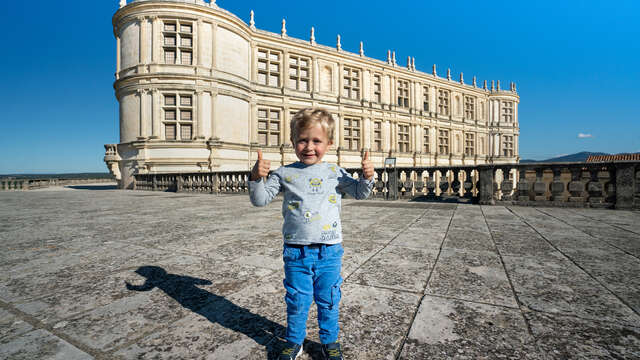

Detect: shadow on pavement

[125,266,323,359]
[66,185,118,190]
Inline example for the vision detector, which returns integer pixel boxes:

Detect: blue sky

[0,0,638,174]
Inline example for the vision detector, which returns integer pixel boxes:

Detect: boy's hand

[361,151,374,180]
[251,149,271,181]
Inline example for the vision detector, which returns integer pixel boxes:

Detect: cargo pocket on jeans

[329,277,343,310]
[283,279,300,314]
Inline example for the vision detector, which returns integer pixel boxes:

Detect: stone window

[343,117,361,151]
[288,55,310,91]
[163,20,192,65]
[423,86,430,111]
[465,133,475,156]
[257,108,281,146]
[398,124,410,152]
[373,74,382,103]
[464,96,475,120]
[373,120,382,151]
[438,89,450,116]
[502,135,514,157]
[423,127,430,153]
[163,94,192,140]
[342,67,360,100]
[397,80,409,108]
[257,48,281,87]
[438,129,449,154]
[502,101,514,122]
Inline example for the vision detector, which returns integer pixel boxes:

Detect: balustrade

[131,161,639,209]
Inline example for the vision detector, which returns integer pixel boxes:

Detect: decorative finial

[497,80,501,91]
[392,51,396,66]
[336,34,341,51]
[447,68,451,80]
[483,80,488,90]
[281,18,286,37]
[407,56,411,70]
[491,80,495,91]
[412,57,416,71]
[310,27,315,45]
[119,0,126,8]
[473,76,477,87]
[387,50,392,64]
[249,10,255,30]
[460,72,464,84]
[432,64,436,76]
[359,41,364,56]
[512,81,517,92]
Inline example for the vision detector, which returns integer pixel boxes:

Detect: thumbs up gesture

[361,151,374,180]
[251,149,271,181]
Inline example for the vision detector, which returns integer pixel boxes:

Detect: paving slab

[1,188,639,359]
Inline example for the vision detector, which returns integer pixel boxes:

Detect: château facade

[106,0,520,189]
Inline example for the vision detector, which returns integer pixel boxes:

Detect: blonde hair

[289,108,335,143]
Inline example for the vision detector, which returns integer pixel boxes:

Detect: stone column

[210,91,218,139]
[137,89,147,139]
[151,16,160,63]
[151,89,160,138]
[116,35,121,79]
[196,90,205,139]
[139,16,148,66]
[615,163,636,210]
[197,18,204,67]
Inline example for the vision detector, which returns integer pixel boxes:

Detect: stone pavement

[1,185,639,359]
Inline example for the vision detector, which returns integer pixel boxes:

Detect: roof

[586,153,640,162]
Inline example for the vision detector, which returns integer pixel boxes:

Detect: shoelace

[327,348,341,357]
[281,347,295,355]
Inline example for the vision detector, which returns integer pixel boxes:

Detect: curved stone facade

[108,0,520,188]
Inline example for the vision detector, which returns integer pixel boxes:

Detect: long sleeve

[249,170,282,206]
[336,167,374,200]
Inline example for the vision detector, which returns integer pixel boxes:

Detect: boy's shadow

[125,266,323,359]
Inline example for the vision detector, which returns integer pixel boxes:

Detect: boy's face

[292,123,333,165]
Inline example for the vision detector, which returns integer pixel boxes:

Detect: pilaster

[151,16,160,63]
[151,89,160,138]
[137,88,148,139]
[196,90,205,139]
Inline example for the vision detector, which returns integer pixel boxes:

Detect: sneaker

[278,341,302,360]
[321,342,344,360]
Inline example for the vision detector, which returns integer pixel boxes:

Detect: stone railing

[132,161,640,209]
[0,178,115,191]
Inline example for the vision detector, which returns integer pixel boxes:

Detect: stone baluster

[451,169,461,197]
[550,167,565,201]
[415,170,425,196]
[587,166,604,205]
[463,169,474,199]
[439,170,449,197]
[426,171,437,199]
[533,168,547,201]
[516,168,528,201]
[493,169,502,200]
[500,167,514,201]
[374,169,385,198]
[568,167,585,202]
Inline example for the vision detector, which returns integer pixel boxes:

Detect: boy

[249,108,374,360]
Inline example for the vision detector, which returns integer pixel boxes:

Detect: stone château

[105,0,520,189]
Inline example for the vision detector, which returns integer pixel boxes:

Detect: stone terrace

[1,186,639,359]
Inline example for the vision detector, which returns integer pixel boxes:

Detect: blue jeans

[282,243,344,345]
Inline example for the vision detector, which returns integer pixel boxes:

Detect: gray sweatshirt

[249,162,373,245]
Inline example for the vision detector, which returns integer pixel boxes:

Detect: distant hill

[0,172,113,180]
[520,151,609,163]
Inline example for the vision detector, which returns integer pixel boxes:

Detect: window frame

[397,79,410,108]
[464,96,475,120]
[257,108,282,146]
[437,89,450,116]
[342,66,361,100]
[342,117,362,151]
[373,74,382,103]
[464,133,475,156]
[373,120,383,152]
[502,135,514,157]
[423,127,430,153]
[162,20,193,65]
[438,129,449,154]
[257,48,282,87]
[162,93,193,141]
[287,54,311,92]
[397,123,410,153]
[501,101,514,122]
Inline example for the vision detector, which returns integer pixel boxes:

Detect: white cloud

[577,133,593,139]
